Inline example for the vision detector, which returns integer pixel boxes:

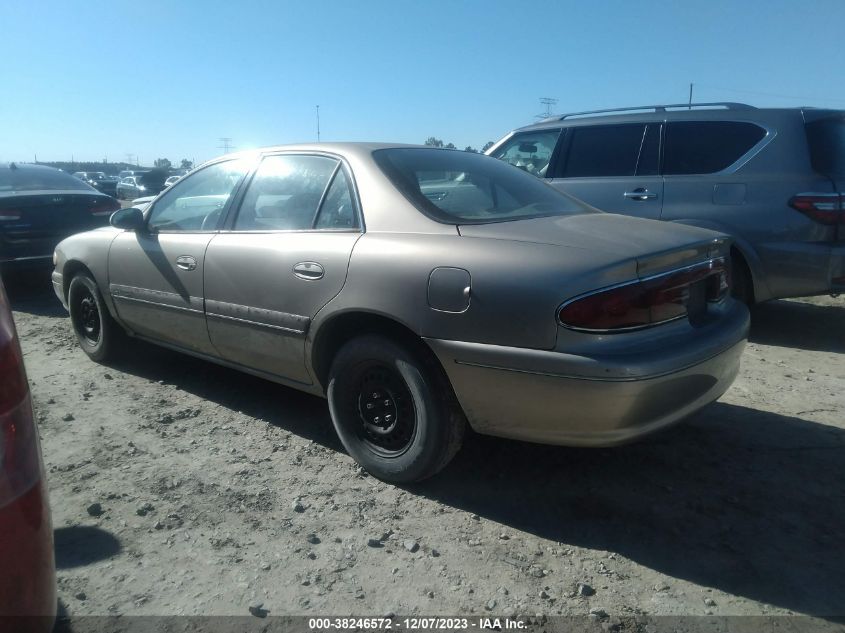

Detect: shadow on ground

[750,299,845,353]
[3,269,65,318]
[54,526,122,569]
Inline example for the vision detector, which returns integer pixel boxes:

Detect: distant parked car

[72,172,118,197]
[116,170,167,200]
[52,143,748,482]
[164,175,181,188]
[0,279,56,628]
[488,103,845,304]
[0,163,120,272]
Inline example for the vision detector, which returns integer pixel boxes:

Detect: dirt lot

[5,272,845,624]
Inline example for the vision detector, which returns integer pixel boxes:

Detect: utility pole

[125,153,135,166]
[535,97,558,120]
[316,105,320,142]
[688,83,694,108]
[218,137,234,154]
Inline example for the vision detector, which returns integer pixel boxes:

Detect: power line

[217,137,234,154]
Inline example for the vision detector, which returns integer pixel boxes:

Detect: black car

[1,163,120,272]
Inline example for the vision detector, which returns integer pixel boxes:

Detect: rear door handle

[624,188,658,200]
[293,261,324,280]
[175,255,197,271]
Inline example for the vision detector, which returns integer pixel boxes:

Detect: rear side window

[491,129,561,178]
[663,121,766,175]
[234,154,338,231]
[559,124,654,178]
[805,116,845,176]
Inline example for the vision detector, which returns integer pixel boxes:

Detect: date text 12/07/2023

[307,617,528,630]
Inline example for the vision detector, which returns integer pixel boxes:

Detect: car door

[107,158,252,354]
[204,153,362,385]
[546,122,664,219]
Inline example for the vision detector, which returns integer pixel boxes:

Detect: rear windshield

[0,167,94,193]
[806,116,845,176]
[373,148,590,224]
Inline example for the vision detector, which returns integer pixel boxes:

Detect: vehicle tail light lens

[558,259,729,332]
[0,210,22,222]
[90,197,121,217]
[0,284,41,507]
[789,193,844,225]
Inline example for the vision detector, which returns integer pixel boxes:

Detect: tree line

[424,138,495,153]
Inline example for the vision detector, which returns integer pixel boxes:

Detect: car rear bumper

[425,302,749,446]
[0,480,56,627]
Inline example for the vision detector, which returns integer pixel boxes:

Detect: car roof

[1,162,65,173]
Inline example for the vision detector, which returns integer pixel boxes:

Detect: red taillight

[558,259,729,332]
[0,284,41,507]
[0,210,22,222]
[90,197,120,217]
[789,193,844,225]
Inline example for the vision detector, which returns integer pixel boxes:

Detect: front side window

[233,154,338,231]
[559,124,648,178]
[491,129,561,178]
[374,148,590,224]
[147,159,250,232]
[663,121,766,175]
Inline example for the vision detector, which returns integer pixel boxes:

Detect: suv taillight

[558,259,730,332]
[789,193,844,225]
[0,284,41,507]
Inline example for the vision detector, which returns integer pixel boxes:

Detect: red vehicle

[0,280,55,631]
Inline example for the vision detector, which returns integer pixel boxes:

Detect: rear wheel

[68,273,125,362]
[327,335,465,483]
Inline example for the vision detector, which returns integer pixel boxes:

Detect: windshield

[0,166,95,193]
[373,148,590,224]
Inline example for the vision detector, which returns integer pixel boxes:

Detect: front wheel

[327,335,465,483]
[68,273,125,362]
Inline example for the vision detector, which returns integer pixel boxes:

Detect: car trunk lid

[459,213,730,279]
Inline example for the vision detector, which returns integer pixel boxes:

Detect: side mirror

[110,207,145,231]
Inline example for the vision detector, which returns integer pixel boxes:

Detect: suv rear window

[663,121,766,175]
[805,116,845,176]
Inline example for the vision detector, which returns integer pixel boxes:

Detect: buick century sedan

[52,144,749,482]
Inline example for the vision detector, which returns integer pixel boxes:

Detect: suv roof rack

[551,102,756,121]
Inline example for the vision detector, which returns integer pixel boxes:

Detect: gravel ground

[5,272,845,625]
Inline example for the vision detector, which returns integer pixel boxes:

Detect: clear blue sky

[3,0,845,165]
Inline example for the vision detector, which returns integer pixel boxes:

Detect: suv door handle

[175,255,197,271]
[624,188,658,201]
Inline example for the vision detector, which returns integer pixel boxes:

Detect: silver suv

[488,102,845,303]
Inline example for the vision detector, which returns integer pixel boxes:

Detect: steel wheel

[355,363,416,456]
[77,289,101,346]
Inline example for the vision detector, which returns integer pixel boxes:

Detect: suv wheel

[327,335,465,483]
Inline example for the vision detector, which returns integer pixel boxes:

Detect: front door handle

[175,255,197,271]
[624,188,658,201]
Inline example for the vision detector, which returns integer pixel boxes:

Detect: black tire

[730,253,754,306]
[68,273,125,362]
[327,335,465,483]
